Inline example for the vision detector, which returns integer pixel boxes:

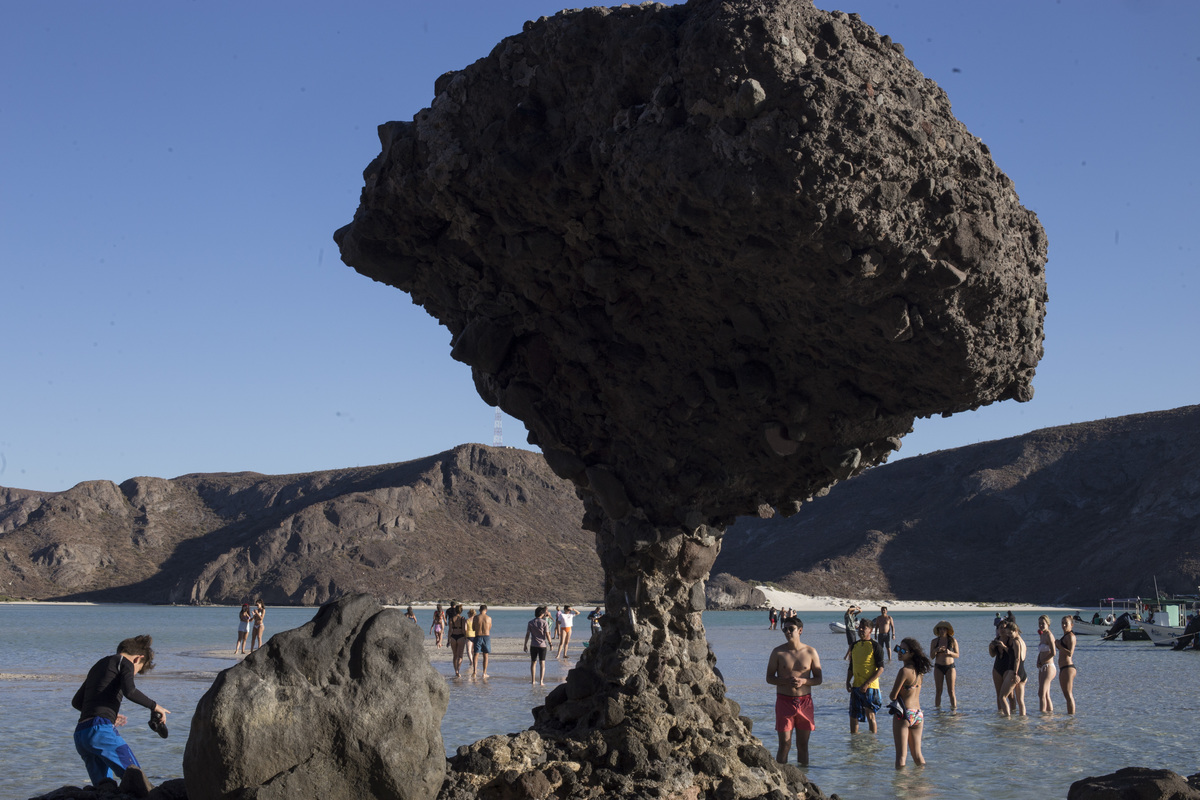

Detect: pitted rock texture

[183,594,447,800]
[336,0,1047,528]
[1067,768,1200,800]
[439,730,825,800]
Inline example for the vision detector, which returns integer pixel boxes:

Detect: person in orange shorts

[766,616,823,765]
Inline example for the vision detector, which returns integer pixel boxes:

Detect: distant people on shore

[465,609,478,675]
[588,606,604,636]
[843,605,861,651]
[448,604,468,677]
[873,607,895,662]
[250,600,265,652]
[524,606,552,685]
[474,605,492,679]
[235,604,251,654]
[930,621,959,710]
[431,604,446,647]
[846,619,884,734]
[1058,616,1077,712]
[766,617,822,766]
[72,634,170,795]
[887,638,931,769]
[1035,615,1057,713]
[557,605,579,658]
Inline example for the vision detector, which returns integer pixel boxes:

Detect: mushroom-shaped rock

[335,1,1045,798]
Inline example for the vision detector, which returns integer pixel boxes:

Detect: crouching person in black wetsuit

[71,634,170,797]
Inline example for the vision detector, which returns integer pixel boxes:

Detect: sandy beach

[754,587,1078,614]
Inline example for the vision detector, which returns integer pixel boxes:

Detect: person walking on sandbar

[474,604,493,679]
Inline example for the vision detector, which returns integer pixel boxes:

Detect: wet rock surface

[1067,768,1200,800]
[336,0,1046,797]
[183,594,447,800]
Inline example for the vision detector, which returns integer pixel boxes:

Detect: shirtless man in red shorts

[765,617,823,766]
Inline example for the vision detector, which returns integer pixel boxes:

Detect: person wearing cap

[930,621,960,709]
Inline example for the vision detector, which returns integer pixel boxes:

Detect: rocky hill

[713,405,1200,605]
[0,444,601,605]
[4,406,1199,608]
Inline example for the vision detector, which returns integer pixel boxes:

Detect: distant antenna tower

[492,409,503,447]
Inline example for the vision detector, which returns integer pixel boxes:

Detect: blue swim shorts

[74,717,140,786]
[849,687,883,722]
[475,635,491,654]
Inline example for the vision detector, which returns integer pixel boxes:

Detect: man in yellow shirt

[845,619,885,733]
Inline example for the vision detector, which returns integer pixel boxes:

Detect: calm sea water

[2,604,1196,800]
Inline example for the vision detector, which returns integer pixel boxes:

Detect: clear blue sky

[2,1,1197,493]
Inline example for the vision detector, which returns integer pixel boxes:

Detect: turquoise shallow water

[2,604,1196,799]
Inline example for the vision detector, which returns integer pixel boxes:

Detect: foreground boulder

[183,594,447,800]
[1068,768,1200,800]
[336,0,1046,797]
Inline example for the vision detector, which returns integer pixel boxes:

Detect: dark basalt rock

[1067,768,1200,800]
[336,0,1045,797]
[183,594,447,800]
[336,0,1046,529]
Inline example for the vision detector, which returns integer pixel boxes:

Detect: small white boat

[1140,621,1187,647]
[829,622,847,634]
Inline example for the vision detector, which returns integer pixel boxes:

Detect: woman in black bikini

[929,621,959,709]
[447,604,468,677]
[1058,615,1077,714]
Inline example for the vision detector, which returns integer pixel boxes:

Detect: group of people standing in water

[766,610,1080,771]
[988,613,1077,716]
[424,602,494,678]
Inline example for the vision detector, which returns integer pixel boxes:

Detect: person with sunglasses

[887,638,931,768]
[766,618,823,766]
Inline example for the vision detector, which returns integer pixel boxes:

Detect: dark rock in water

[1067,767,1200,800]
[706,572,767,609]
[28,778,188,799]
[183,594,447,800]
[335,0,1045,798]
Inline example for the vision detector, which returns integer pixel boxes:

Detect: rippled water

[2,604,1196,800]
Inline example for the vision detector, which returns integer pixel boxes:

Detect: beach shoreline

[754,587,1079,614]
[1,595,1081,613]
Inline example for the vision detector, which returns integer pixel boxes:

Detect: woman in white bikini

[1036,614,1057,713]
[430,604,445,647]
[929,621,959,710]
[888,638,931,769]
[1058,615,1077,714]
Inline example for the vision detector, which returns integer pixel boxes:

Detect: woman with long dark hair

[888,637,931,768]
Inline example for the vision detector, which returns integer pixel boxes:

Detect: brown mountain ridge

[3,406,1199,607]
[0,444,601,605]
[714,404,1200,605]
